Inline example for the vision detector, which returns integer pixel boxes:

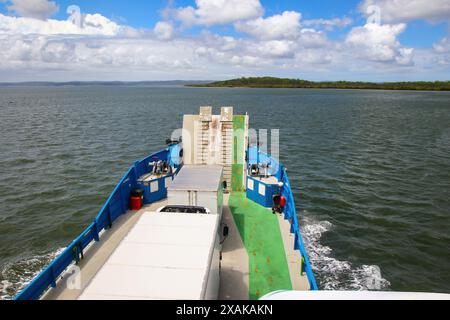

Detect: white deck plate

[108,243,211,269]
[138,210,216,227]
[124,225,213,245]
[78,212,219,300]
[79,265,205,300]
[168,165,223,191]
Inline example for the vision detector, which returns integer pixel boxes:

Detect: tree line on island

[187,77,450,91]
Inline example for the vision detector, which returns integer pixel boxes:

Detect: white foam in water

[301,214,390,291]
[2,214,391,299]
[0,247,65,300]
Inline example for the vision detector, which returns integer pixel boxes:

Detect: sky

[0,0,449,82]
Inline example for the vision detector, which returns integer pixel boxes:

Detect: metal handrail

[280,168,319,290]
[14,149,170,300]
[248,146,319,290]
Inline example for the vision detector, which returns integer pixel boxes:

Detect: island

[186,77,450,91]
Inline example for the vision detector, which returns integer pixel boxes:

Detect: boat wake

[300,215,390,291]
[0,248,65,300]
[1,216,391,299]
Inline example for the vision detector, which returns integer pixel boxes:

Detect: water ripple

[0,86,449,297]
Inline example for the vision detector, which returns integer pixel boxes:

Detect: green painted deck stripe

[231,115,245,191]
[228,192,292,299]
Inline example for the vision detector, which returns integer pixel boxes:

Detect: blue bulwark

[14,145,181,300]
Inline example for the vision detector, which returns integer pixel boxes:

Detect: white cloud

[434,37,450,53]
[0,34,195,71]
[303,17,353,30]
[235,11,330,49]
[0,13,122,36]
[171,0,264,26]
[346,23,414,65]
[199,32,239,51]
[194,45,268,68]
[346,23,406,50]
[153,21,174,40]
[433,37,450,65]
[0,3,447,81]
[40,39,76,63]
[193,33,269,67]
[235,11,301,40]
[298,29,330,48]
[360,0,450,23]
[1,0,58,20]
[256,40,296,58]
[295,50,333,65]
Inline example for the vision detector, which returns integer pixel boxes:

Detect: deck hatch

[168,165,223,192]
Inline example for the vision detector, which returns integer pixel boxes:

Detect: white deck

[78,212,219,300]
[42,194,307,300]
[219,194,249,299]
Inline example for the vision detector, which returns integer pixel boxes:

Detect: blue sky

[0,0,449,81]
[2,0,442,47]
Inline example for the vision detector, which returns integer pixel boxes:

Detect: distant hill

[187,77,450,91]
[0,80,212,87]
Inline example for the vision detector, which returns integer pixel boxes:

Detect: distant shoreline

[186,77,450,91]
[1,78,449,91]
[0,80,213,87]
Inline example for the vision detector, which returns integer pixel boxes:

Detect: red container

[280,196,286,207]
[130,196,142,211]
